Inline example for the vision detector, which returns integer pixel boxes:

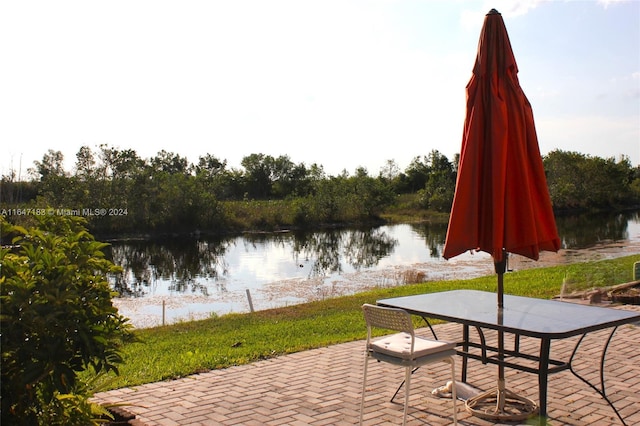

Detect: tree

[150,150,190,175]
[270,155,313,198]
[99,145,146,180]
[31,149,67,181]
[241,153,273,199]
[195,154,227,180]
[543,150,638,210]
[631,164,640,201]
[379,159,400,182]
[30,150,69,205]
[403,156,430,193]
[543,150,585,209]
[420,150,456,212]
[1,215,135,425]
[74,146,97,181]
[195,154,233,203]
[350,171,396,218]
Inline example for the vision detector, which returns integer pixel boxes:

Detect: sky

[1,0,638,178]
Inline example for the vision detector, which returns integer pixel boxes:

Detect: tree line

[1,144,639,236]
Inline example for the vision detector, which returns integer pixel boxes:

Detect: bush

[1,214,135,425]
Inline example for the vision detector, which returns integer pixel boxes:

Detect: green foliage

[28,381,115,426]
[1,215,135,425]
[401,150,457,211]
[544,150,639,210]
[3,146,639,236]
[309,173,395,223]
[223,199,295,231]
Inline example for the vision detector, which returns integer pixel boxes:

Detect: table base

[465,383,538,422]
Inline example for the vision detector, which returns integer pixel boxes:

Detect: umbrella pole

[465,252,539,422]
[496,257,506,412]
[496,254,505,310]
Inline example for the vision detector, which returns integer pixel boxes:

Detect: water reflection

[107,227,399,298]
[107,237,233,297]
[107,210,639,301]
[291,227,398,278]
[409,222,449,258]
[555,210,637,249]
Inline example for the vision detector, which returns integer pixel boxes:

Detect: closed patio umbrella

[443,8,561,421]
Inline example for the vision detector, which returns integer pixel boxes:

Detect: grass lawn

[88,254,640,392]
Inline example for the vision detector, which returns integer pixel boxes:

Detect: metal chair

[359,304,458,425]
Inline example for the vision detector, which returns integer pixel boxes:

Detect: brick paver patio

[93,305,640,425]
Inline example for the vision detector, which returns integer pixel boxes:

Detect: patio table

[377,289,640,425]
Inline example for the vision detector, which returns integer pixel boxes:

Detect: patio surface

[93,304,640,426]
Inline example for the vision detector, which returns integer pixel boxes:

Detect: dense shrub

[1,215,135,425]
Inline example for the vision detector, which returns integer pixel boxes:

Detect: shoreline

[114,238,640,329]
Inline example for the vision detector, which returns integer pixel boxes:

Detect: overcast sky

[1,0,638,178]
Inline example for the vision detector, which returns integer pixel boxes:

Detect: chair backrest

[362,304,414,334]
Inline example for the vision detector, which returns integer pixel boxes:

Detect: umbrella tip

[487,8,501,15]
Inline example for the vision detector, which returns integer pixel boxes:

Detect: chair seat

[371,332,456,360]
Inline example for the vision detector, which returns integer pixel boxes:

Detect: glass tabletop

[377,290,640,338]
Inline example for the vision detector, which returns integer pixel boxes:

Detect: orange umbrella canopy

[443,9,560,263]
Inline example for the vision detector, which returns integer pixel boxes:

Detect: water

[108,211,640,328]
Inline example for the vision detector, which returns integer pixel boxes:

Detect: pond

[107,210,640,328]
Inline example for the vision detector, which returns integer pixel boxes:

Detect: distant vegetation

[1,145,639,236]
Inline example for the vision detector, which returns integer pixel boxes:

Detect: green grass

[88,254,640,392]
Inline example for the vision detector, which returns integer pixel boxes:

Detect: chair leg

[359,352,369,426]
[391,366,419,402]
[403,366,411,426]
[450,357,458,426]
